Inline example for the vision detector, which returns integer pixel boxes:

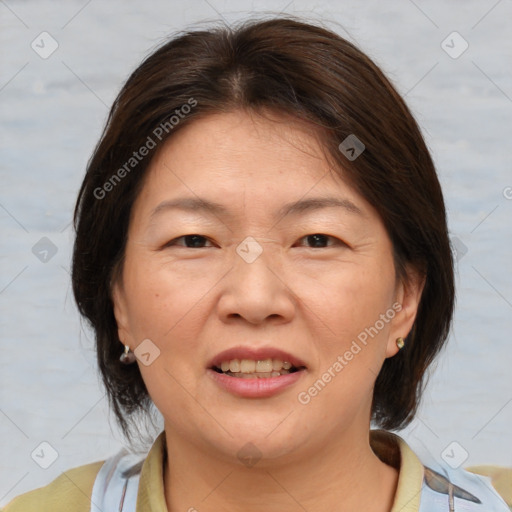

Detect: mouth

[207,347,307,398]
[211,358,306,378]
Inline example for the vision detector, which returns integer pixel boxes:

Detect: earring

[396,337,405,350]
[120,345,136,364]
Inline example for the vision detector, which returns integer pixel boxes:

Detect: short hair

[72,16,455,440]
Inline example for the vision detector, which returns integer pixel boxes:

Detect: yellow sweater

[2,430,511,511]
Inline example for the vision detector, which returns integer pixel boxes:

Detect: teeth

[226,370,291,378]
[229,359,240,372]
[216,358,297,376]
[255,358,273,372]
[240,360,256,373]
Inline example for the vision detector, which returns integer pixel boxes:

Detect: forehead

[133,110,372,221]
[153,110,330,175]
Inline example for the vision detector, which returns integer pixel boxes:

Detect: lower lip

[207,369,306,398]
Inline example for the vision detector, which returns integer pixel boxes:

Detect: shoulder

[420,464,511,511]
[465,466,512,510]
[1,460,104,512]
[380,431,511,511]
[2,435,162,512]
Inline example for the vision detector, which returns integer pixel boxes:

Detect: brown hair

[72,16,454,440]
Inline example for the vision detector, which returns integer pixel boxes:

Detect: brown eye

[165,235,213,248]
[297,234,341,248]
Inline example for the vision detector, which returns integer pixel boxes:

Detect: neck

[162,425,399,512]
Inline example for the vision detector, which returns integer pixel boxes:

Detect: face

[113,110,423,464]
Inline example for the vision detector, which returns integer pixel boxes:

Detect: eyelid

[162,233,348,250]
[163,234,214,248]
[295,234,347,248]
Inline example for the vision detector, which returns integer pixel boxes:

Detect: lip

[207,346,307,370]
[207,368,306,398]
[207,346,307,399]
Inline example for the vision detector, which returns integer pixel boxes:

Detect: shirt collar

[370,429,424,512]
[136,431,167,511]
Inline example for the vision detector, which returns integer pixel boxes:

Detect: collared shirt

[3,430,510,511]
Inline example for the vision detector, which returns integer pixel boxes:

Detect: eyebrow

[150,196,364,221]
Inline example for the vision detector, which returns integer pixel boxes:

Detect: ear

[385,265,426,358]
[111,279,132,349]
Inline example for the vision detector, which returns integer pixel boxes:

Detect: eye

[164,234,214,249]
[295,233,345,248]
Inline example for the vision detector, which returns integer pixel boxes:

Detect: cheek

[121,252,218,342]
[122,256,213,409]
[298,262,396,404]
[306,261,395,339]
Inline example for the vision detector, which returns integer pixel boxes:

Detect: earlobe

[385,266,426,358]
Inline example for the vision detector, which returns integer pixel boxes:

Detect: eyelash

[164,234,346,249]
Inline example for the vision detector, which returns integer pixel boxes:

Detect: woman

[3,16,510,512]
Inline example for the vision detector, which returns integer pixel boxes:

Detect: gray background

[1,0,511,505]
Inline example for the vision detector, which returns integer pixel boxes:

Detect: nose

[216,241,296,326]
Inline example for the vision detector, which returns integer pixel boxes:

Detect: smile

[207,346,308,397]
[212,358,304,378]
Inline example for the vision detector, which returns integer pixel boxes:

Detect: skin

[113,110,425,512]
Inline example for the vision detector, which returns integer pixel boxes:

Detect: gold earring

[396,337,405,350]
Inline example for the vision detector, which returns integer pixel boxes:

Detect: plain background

[1,0,511,505]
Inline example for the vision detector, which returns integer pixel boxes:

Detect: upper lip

[208,346,307,370]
